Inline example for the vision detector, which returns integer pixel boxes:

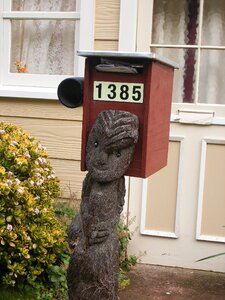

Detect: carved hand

[89,228,109,245]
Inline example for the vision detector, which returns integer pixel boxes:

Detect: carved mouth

[93,166,109,172]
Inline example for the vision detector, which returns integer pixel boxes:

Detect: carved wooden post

[58,50,177,299]
[67,110,139,300]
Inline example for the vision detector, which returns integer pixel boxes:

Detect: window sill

[0,85,58,100]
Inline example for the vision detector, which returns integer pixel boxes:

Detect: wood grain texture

[95,0,120,40]
[0,116,82,160]
[0,98,83,121]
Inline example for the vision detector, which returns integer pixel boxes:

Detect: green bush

[0,122,67,294]
[0,121,137,298]
[118,220,137,289]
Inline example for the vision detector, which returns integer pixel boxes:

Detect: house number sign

[93,81,144,103]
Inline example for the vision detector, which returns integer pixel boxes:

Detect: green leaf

[196,252,225,262]
[6,215,13,222]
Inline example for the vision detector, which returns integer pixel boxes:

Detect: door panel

[197,139,225,242]
[140,138,183,239]
[128,122,225,272]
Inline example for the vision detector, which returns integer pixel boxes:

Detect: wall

[0,99,84,201]
[95,0,120,50]
[0,0,121,202]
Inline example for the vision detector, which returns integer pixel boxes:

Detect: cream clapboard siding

[94,0,120,50]
[0,98,84,199]
[0,1,120,200]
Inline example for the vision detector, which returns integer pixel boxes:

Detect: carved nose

[97,150,108,165]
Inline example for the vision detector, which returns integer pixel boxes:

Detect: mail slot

[78,50,177,178]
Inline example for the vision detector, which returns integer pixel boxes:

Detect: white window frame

[0,0,95,99]
[149,0,225,104]
[137,0,225,120]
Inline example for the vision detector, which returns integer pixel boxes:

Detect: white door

[127,0,225,272]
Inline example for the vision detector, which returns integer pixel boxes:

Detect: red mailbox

[78,51,178,178]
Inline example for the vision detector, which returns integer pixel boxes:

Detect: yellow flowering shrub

[0,122,67,288]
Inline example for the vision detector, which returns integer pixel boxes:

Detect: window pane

[202,0,225,46]
[199,50,225,104]
[11,20,75,75]
[152,0,199,45]
[12,0,76,11]
[151,48,197,103]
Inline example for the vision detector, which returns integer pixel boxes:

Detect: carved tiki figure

[67,110,139,300]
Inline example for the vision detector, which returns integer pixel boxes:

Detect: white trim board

[119,0,138,52]
[0,85,57,100]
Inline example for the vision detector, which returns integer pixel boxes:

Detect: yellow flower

[0,166,6,175]
[15,157,28,166]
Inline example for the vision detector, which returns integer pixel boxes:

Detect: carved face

[86,110,139,182]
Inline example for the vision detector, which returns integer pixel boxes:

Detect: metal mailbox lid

[77,50,179,69]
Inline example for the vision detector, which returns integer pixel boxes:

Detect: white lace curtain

[11,0,76,75]
[199,0,225,104]
[152,0,225,104]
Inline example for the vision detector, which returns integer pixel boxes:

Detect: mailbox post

[58,50,178,300]
[78,50,178,178]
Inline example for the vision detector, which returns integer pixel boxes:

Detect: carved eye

[115,150,121,157]
[94,141,98,148]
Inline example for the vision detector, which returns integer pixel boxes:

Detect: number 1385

[93,81,144,103]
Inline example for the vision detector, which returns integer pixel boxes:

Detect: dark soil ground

[118,264,225,300]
